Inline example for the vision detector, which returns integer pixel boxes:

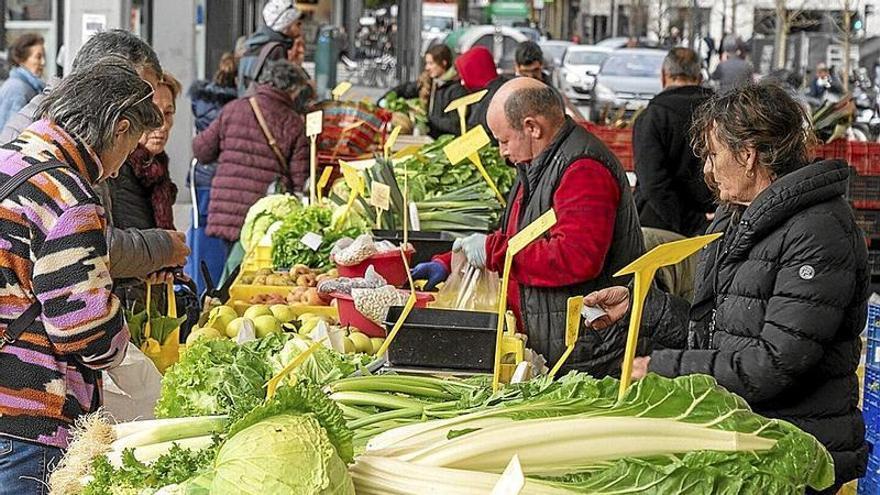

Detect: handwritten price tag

[332,81,353,100]
[370,182,391,210]
[300,232,323,251]
[306,110,323,137]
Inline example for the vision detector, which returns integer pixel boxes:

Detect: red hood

[455,46,498,91]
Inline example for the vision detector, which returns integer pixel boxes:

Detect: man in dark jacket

[634,47,715,237]
[238,0,302,95]
[413,77,646,376]
[710,44,753,93]
[514,41,553,86]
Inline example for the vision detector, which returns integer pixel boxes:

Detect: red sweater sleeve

[486,158,621,287]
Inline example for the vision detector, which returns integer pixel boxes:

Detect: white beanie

[263,0,301,32]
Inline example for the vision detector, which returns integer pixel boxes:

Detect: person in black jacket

[381,44,467,138]
[634,47,715,237]
[586,83,869,494]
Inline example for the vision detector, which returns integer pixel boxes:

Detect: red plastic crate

[813,140,848,161]
[335,249,414,288]
[332,291,433,337]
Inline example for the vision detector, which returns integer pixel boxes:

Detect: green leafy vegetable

[271,206,364,270]
[240,194,303,250]
[84,442,217,495]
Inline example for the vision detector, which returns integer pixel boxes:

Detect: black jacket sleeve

[649,211,858,404]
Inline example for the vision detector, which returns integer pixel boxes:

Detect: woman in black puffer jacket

[586,83,869,494]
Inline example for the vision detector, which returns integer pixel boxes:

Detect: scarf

[127,145,177,229]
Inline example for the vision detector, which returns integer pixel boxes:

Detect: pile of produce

[239,194,302,251]
[381,91,427,135]
[51,382,356,495]
[351,372,834,495]
[271,206,365,270]
[330,137,517,231]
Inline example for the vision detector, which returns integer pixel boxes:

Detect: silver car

[558,46,612,103]
[589,48,666,121]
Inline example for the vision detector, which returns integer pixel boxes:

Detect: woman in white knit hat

[237,0,303,94]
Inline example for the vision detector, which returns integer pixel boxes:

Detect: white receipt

[581,305,607,324]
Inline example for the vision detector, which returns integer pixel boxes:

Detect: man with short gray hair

[633,47,715,238]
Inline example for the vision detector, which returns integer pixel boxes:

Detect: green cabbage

[240,194,302,250]
[212,414,354,495]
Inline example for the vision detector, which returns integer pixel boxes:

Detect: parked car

[558,45,612,102]
[539,40,573,85]
[595,37,661,49]
[589,48,666,121]
[444,25,529,73]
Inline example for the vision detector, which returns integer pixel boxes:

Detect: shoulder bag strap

[0,161,68,348]
[251,41,283,87]
[248,97,288,176]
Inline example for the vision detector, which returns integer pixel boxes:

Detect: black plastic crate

[382,306,498,371]
[372,230,455,266]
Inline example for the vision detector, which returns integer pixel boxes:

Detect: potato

[256,268,273,276]
[296,274,316,288]
[304,288,323,306]
[253,275,268,285]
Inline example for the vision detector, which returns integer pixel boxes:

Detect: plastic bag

[103,343,162,421]
[317,265,387,295]
[353,285,406,323]
[431,252,500,311]
[332,234,379,266]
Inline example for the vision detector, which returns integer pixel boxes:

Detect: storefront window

[5,0,52,22]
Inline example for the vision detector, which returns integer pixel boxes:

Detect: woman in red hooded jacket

[455,46,513,135]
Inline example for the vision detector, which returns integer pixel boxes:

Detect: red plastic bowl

[335,249,414,287]
[331,290,433,337]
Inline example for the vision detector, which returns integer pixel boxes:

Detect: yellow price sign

[445,89,489,135]
[370,182,391,211]
[339,160,366,196]
[375,291,417,358]
[331,81,353,100]
[393,144,421,160]
[548,296,583,378]
[384,126,402,159]
[614,233,723,400]
[265,338,327,399]
[444,125,491,165]
[507,209,557,255]
[306,110,323,137]
[345,158,377,171]
[443,126,506,205]
[493,209,557,391]
[316,166,334,202]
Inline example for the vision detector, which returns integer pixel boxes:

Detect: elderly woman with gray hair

[586,83,869,493]
[194,59,312,245]
[0,58,162,490]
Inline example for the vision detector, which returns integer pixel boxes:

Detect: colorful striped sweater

[0,120,129,448]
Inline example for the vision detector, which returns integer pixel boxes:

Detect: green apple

[349,331,373,354]
[370,337,386,355]
[208,305,238,332]
[225,317,253,338]
[186,327,223,345]
[343,337,356,354]
[270,304,297,323]
[253,315,282,338]
[243,304,272,320]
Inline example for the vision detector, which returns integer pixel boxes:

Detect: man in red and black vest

[413,78,646,376]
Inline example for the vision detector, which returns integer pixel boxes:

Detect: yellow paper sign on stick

[384,126,402,158]
[444,89,489,114]
[614,233,723,400]
[316,166,334,202]
[493,209,557,391]
[332,81,353,100]
[339,160,365,196]
[306,110,323,137]
[393,144,421,160]
[346,158,378,171]
[508,209,557,255]
[444,125,492,165]
[376,291,417,357]
[370,182,391,210]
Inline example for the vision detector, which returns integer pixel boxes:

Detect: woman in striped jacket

[0,58,163,492]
